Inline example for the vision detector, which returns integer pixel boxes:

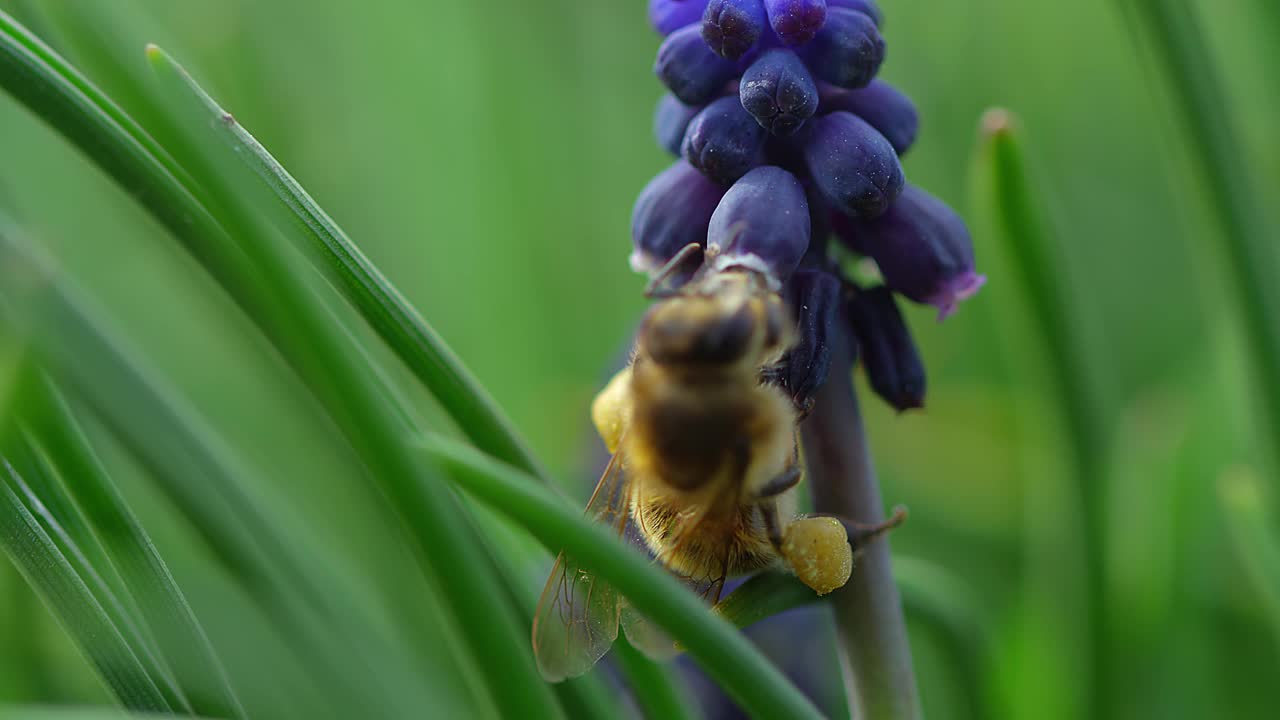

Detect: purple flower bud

[654,94,703,156]
[764,0,829,46]
[631,160,727,274]
[650,0,711,35]
[845,185,985,319]
[682,96,768,185]
[739,49,819,136]
[702,0,768,60]
[821,79,919,154]
[798,111,903,218]
[782,268,841,412]
[828,0,882,26]
[706,166,810,283]
[848,285,925,411]
[805,7,884,89]
[655,24,740,105]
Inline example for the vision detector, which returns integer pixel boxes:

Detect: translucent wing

[532,448,634,681]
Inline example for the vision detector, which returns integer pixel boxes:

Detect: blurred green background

[1,0,1278,718]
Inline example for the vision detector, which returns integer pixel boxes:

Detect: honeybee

[533,255,902,681]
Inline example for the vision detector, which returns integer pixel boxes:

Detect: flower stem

[801,327,921,720]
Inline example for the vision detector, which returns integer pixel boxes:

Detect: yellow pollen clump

[591,366,633,453]
[783,517,853,596]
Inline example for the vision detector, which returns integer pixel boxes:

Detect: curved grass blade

[0,224,452,719]
[151,52,550,484]
[416,434,826,720]
[22,376,246,719]
[970,109,1110,717]
[143,45,563,720]
[0,457,170,712]
[612,638,697,720]
[0,430,190,714]
[1115,0,1280,464]
[0,709,201,720]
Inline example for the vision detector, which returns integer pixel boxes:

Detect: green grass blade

[22,376,246,719]
[0,430,190,713]
[1218,467,1280,653]
[0,457,170,712]
[971,109,1110,718]
[416,434,825,720]
[144,46,562,720]
[1115,0,1280,461]
[0,708,201,720]
[22,0,549,485]
[0,224,443,719]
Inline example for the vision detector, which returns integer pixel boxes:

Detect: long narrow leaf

[22,376,246,719]
[0,708,200,720]
[0,458,169,712]
[0,223,451,719]
[143,44,563,720]
[416,433,826,720]
[1218,467,1280,653]
[971,109,1110,716]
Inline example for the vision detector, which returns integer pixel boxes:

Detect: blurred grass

[0,0,1278,718]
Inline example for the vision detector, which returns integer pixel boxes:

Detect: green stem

[800,330,921,720]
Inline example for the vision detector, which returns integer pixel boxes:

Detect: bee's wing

[532,448,634,681]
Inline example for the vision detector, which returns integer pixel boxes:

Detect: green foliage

[1,1,1279,719]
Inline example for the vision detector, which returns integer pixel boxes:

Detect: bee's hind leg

[815,506,909,553]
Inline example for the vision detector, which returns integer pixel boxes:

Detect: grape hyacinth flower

[629,0,983,713]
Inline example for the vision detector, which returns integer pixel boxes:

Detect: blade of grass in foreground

[971,109,1110,719]
[0,457,169,712]
[8,2,548,485]
[21,376,246,719]
[145,45,562,720]
[1116,0,1280,463]
[0,709,200,720]
[0,225,450,719]
[417,434,825,720]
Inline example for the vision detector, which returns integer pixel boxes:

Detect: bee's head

[639,272,795,370]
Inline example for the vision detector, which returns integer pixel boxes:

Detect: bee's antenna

[644,242,704,298]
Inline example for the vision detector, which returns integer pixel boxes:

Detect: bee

[533,251,903,681]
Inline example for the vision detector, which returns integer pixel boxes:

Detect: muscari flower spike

[634,0,982,403]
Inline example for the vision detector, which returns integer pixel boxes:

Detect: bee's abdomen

[632,381,753,492]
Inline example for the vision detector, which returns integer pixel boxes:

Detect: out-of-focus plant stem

[1115,0,1280,467]
[801,328,921,720]
[973,110,1110,719]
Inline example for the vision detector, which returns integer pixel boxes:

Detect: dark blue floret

[804,7,884,89]
[739,49,819,136]
[682,96,768,185]
[702,0,768,60]
[707,166,810,283]
[847,285,926,411]
[821,79,919,154]
[828,0,882,26]
[798,110,903,218]
[655,24,740,105]
[764,0,828,46]
[654,94,703,156]
[780,268,841,413]
[650,0,712,35]
[631,160,727,275]
[838,185,985,319]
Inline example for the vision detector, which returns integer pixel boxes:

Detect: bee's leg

[773,268,842,418]
[754,465,802,500]
[759,498,788,555]
[813,506,909,553]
